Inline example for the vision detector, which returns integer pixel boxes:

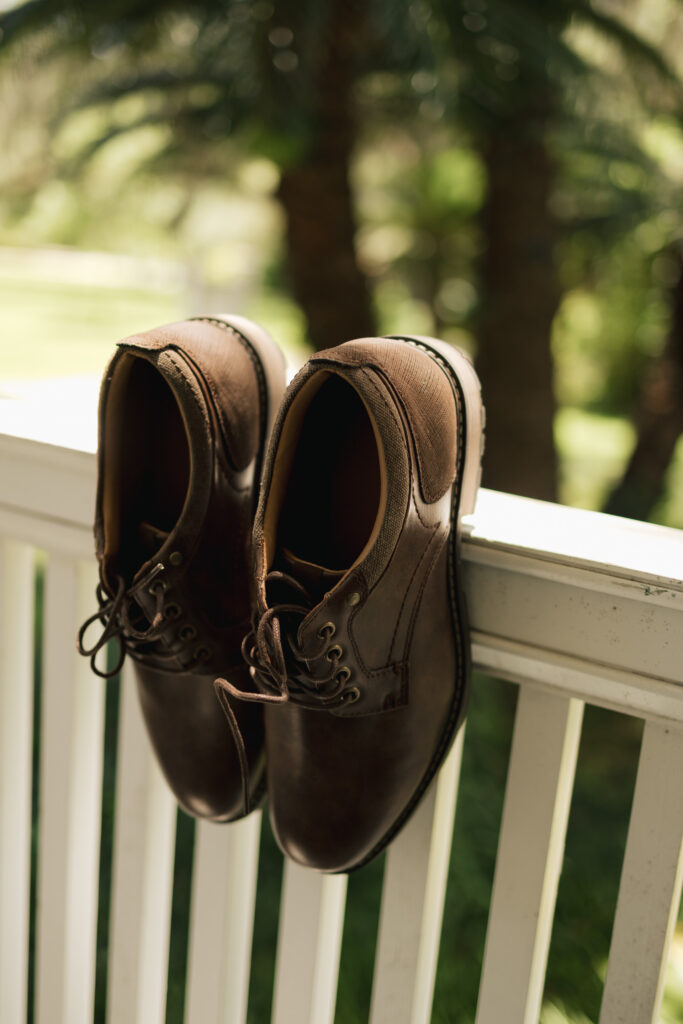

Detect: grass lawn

[0,276,183,381]
[0,252,309,387]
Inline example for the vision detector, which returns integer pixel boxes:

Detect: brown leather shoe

[216,334,484,869]
[78,315,286,821]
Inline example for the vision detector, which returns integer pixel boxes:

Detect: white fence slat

[599,720,683,1024]
[0,540,34,1024]
[106,662,177,1024]
[271,860,348,1024]
[471,633,683,729]
[184,812,262,1024]
[475,689,584,1024]
[35,557,106,1024]
[369,730,465,1024]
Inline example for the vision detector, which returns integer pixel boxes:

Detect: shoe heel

[386,334,485,526]
[209,314,288,447]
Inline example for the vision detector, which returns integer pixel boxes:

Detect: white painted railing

[1,424,682,1024]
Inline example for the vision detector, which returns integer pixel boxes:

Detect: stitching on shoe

[192,317,267,421]
[355,368,413,592]
[410,476,432,530]
[191,317,268,481]
[364,532,446,716]
[172,327,240,463]
[387,526,438,662]
[366,350,453,504]
[404,530,448,670]
[358,365,404,441]
[343,340,469,873]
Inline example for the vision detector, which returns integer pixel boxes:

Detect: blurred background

[0,0,681,1022]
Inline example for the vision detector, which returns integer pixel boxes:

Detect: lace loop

[214,567,359,816]
[77,563,167,678]
[234,569,358,708]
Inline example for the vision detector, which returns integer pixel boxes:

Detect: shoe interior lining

[275,372,383,572]
[103,354,190,582]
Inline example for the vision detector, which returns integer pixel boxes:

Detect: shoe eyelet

[164,602,182,621]
[169,550,183,567]
[149,580,167,596]
[335,666,351,684]
[346,591,361,607]
[178,624,197,641]
[318,621,336,640]
[344,686,360,704]
[193,645,211,663]
[326,644,343,662]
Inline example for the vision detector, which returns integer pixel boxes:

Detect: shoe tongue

[138,521,170,556]
[274,549,345,606]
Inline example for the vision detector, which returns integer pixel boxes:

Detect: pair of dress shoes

[78,314,484,873]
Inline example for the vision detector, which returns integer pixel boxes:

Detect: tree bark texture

[276,0,376,351]
[603,247,683,522]
[476,125,561,502]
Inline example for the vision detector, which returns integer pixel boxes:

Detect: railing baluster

[3,417,683,1024]
[106,662,176,1024]
[35,556,106,1024]
[0,539,35,1024]
[184,812,262,1024]
[475,689,583,1024]
[369,730,465,1024]
[271,860,348,1024]
[599,720,683,1024]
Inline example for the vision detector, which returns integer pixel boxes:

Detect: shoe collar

[95,344,215,593]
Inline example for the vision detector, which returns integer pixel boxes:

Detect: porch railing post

[0,539,34,1024]
[34,557,105,1024]
[599,719,683,1024]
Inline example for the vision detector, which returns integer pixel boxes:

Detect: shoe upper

[80,317,285,821]
[237,337,473,870]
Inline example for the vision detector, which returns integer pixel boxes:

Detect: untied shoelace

[77,562,167,678]
[214,569,355,815]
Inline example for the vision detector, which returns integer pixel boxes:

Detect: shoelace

[77,562,167,678]
[214,569,354,815]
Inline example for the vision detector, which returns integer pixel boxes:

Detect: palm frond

[572,1,683,96]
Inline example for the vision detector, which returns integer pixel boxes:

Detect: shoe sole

[346,334,485,871]
[190,314,287,818]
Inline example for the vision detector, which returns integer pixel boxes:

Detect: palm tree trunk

[476,124,561,502]
[603,247,683,521]
[276,0,375,351]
